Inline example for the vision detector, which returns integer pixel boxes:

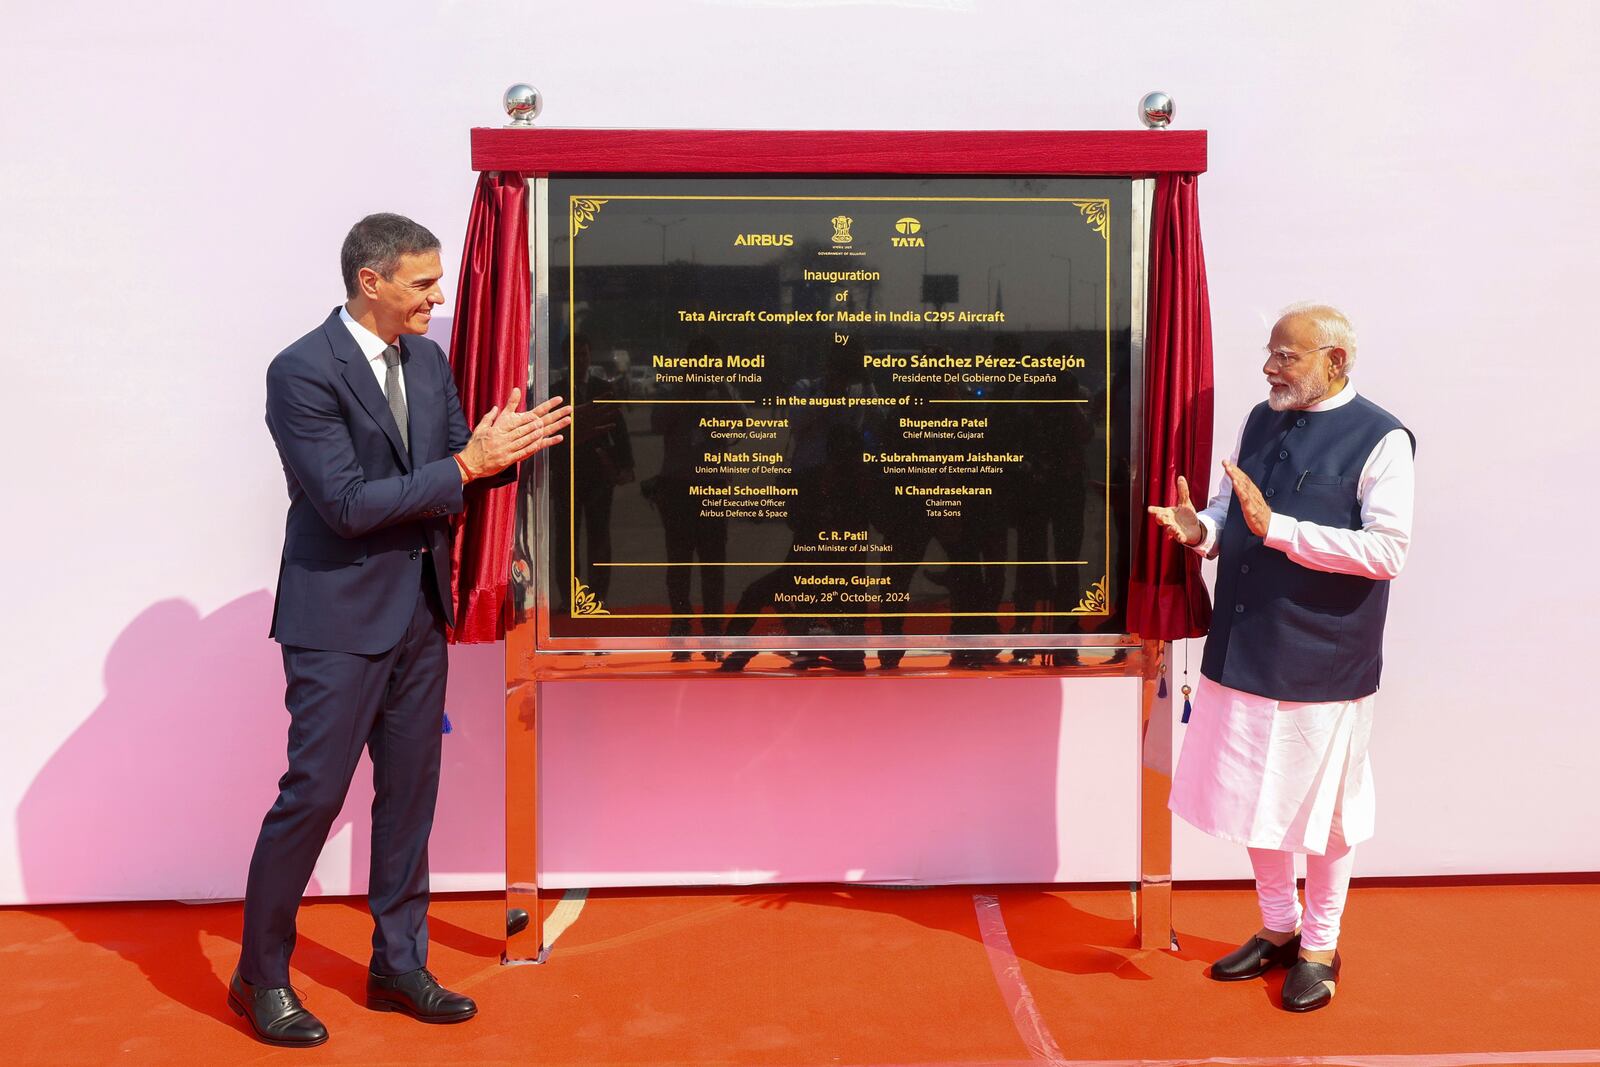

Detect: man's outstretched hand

[1221,460,1272,537]
[1147,474,1205,547]
[456,389,574,481]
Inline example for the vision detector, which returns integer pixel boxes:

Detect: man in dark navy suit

[231,214,570,1047]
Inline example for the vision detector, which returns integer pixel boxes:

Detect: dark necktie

[382,344,409,451]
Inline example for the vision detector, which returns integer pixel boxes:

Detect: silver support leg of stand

[1138,639,1176,950]
[505,662,545,963]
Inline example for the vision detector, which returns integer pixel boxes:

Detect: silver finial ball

[1139,91,1175,129]
[503,83,542,126]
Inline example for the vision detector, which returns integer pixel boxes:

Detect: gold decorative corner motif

[571,578,610,616]
[570,197,609,237]
[1075,576,1109,614]
[1075,200,1110,240]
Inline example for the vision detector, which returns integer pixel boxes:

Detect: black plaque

[533,176,1133,645]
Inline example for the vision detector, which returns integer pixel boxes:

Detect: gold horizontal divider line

[595,399,1090,405]
[594,560,1089,567]
[571,610,1112,619]
[569,196,1111,203]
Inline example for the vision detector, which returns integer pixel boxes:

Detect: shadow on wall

[16,591,506,907]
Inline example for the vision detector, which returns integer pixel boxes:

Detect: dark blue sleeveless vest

[1201,393,1413,702]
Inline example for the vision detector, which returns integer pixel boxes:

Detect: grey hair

[340,213,440,298]
[1279,301,1357,373]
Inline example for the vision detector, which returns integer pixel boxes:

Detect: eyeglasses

[1263,345,1333,368]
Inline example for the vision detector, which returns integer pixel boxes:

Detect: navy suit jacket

[265,308,470,654]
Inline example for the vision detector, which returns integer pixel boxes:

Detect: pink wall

[4,1,1597,904]
[539,678,1137,888]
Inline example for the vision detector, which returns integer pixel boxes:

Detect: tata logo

[830,215,853,245]
[891,216,925,248]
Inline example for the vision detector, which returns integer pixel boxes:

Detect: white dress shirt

[339,305,408,410]
[1192,385,1415,579]
[338,306,435,553]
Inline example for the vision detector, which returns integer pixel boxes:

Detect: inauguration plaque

[527,176,1135,647]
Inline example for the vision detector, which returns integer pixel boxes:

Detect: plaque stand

[503,639,1175,963]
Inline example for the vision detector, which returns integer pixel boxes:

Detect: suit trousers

[239,559,448,987]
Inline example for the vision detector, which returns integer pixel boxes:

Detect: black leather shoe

[820,651,866,672]
[1281,952,1341,1012]
[1209,933,1302,981]
[366,967,477,1023]
[227,970,328,1047]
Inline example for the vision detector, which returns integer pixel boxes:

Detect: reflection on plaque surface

[527,176,1134,645]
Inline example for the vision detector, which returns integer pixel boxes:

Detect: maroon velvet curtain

[446,171,530,643]
[1126,173,1215,640]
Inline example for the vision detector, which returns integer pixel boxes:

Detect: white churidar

[1249,838,1358,951]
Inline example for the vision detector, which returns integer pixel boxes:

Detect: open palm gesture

[1147,474,1204,547]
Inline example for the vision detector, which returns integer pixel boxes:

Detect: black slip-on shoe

[1209,933,1303,981]
[1281,951,1342,1012]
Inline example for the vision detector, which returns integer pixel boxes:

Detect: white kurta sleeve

[1261,427,1415,579]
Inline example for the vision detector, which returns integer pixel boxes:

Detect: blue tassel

[441,712,453,735]
[1158,676,1168,699]
[1180,684,1193,724]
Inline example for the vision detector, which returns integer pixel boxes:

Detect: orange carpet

[3,883,1598,1066]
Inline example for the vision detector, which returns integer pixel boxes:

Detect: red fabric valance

[470,128,1208,176]
[1126,173,1216,640]
[446,171,530,643]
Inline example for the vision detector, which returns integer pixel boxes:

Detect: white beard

[1267,365,1332,412]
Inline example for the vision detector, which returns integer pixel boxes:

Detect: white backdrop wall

[3,1,1596,906]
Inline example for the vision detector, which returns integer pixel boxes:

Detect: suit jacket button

[410,549,420,560]
[1234,604,1245,614]
[1265,487,1276,498]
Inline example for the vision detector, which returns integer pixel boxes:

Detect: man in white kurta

[1150,303,1414,1013]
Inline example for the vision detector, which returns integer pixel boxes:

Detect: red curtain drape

[1126,173,1215,640]
[446,171,530,643]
